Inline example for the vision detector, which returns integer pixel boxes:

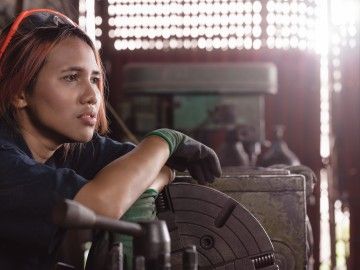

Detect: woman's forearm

[74,136,170,218]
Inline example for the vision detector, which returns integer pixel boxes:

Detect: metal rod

[53,199,143,237]
[95,215,143,237]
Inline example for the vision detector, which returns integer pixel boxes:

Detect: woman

[0,9,221,269]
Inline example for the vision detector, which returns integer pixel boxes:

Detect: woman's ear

[12,91,28,109]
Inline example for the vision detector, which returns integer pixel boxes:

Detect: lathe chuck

[156,183,278,270]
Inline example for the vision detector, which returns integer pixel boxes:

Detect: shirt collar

[0,119,34,158]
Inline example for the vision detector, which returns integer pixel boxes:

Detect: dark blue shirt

[0,121,135,269]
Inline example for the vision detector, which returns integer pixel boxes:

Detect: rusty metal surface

[156,183,278,270]
[212,167,291,176]
[207,168,307,270]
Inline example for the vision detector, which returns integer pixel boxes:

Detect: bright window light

[103,0,358,57]
[79,0,100,48]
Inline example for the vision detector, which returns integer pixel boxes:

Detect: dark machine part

[85,232,124,270]
[218,128,250,167]
[236,125,262,167]
[217,124,261,167]
[258,126,300,167]
[107,243,124,270]
[156,183,278,270]
[55,262,76,270]
[53,199,172,270]
[203,167,309,270]
[133,221,171,270]
[182,246,198,270]
[134,256,145,270]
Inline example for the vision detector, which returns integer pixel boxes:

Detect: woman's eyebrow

[60,66,101,75]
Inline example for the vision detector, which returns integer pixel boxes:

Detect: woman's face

[19,37,102,144]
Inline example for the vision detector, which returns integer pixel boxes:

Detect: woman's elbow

[91,193,127,219]
[74,184,125,220]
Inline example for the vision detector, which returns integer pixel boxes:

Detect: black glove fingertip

[188,165,206,185]
[214,166,222,178]
[208,157,222,177]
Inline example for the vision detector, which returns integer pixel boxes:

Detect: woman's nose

[80,82,100,105]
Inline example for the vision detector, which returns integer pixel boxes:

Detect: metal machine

[52,168,313,270]
[119,63,312,269]
[165,166,314,270]
[121,62,277,167]
[53,191,279,270]
[156,183,278,270]
[53,166,314,269]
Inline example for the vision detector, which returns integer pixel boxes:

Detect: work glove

[146,128,222,184]
[86,189,158,270]
[114,189,158,270]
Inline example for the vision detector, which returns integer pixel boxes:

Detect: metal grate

[106,0,319,51]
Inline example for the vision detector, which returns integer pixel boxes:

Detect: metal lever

[53,199,143,237]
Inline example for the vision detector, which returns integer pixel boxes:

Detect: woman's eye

[91,77,100,84]
[63,74,79,82]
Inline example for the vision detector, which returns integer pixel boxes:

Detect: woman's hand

[146,129,222,184]
[148,165,175,192]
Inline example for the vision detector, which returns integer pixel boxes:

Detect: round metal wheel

[157,183,278,269]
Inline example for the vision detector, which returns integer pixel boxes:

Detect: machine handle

[52,199,144,237]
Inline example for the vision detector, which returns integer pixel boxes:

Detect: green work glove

[85,189,158,270]
[146,128,222,184]
[114,189,158,270]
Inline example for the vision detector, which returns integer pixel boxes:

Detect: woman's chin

[71,131,95,143]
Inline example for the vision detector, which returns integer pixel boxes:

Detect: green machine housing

[121,62,277,144]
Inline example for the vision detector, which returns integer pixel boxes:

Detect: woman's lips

[78,113,97,126]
